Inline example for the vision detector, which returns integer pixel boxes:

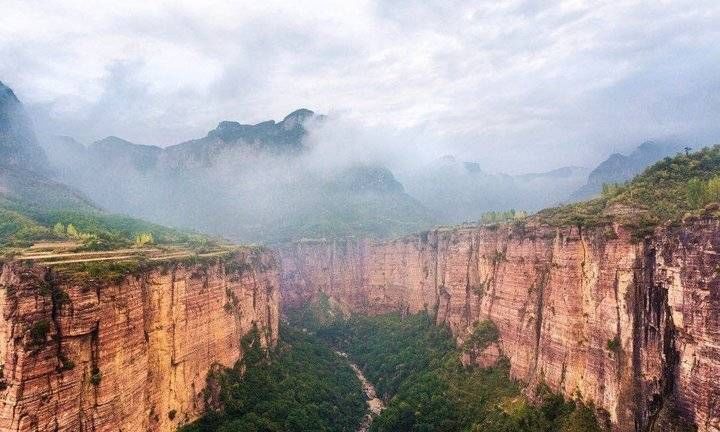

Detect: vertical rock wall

[280,220,720,432]
[0,249,280,432]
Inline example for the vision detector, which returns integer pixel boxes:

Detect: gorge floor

[285,307,604,432]
[334,351,386,432]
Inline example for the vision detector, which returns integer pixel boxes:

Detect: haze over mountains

[0,81,94,215]
[42,106,436,243]
[569,140,687,201]
[0,81,47,173]
[0,80,698,243]
[401,157,590,222]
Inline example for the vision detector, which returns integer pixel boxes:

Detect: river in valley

[335,351,386,432]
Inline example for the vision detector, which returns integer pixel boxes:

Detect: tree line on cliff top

[536,145,720,235]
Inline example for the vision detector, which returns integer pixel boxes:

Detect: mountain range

[401,156,590,223]
[0,81,92,214]
[0,80,699,244]
[0,81,48,173]
[41,106,434,243]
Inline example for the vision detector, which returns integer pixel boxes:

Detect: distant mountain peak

[636,140,659,151]
[281,108,314,127]
[0,80,48,172]
[206,108,315,141]
[210,109,315,138]
[568,139,685,201]
[0,81,22,127]
[0,81,20,105]
[333,165,405,194]
[215,120,242,131]
[439,154,456,163]
[94,135,136,146]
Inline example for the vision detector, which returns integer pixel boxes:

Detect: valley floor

[180,324,366,432]
[183,300,605,432]
[334,351,385,432]
[306,311,603,432]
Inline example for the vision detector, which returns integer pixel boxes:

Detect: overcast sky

[1,0,719,173]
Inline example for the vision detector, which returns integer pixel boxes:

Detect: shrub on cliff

[90,367,102,386]
[557,403,603,432]
[606,336,621,353]
[26,319,50,350]
[463,320,500,352]
[74,260,143,283]
[480,209,527,225]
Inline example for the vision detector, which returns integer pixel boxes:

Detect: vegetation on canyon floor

[535,145,720,236]
[181,324,366,432]
[288,301,603,432]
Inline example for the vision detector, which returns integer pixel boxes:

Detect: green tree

[134,232,154,246]
[601,182,621,198]
[705,176,720,204]
[180,325,365,432]
[66,223,79,238]
[687,178,705,208]
[53,222,66,236]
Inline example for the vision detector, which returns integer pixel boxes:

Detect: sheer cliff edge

[280,220,720,432]
[0,248,280,432]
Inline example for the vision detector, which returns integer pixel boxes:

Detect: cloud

[1,0,719,172]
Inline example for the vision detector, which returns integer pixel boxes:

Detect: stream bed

[335,351,385,432]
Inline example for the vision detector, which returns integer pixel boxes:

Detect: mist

[42,112,448,243]
[3,1,719,175]
[3,4,720,432]
[4,0,719,242]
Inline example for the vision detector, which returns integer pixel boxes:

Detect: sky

[1,0,719,173]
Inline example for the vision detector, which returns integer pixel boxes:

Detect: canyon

[279,218,720,432]
[0,249,280,432]
[2,217,718,432]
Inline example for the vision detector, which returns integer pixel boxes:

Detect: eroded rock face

[653,222,720,432]
[0,249,280,432]
[280,220,720,432]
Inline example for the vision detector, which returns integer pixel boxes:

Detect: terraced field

[4,241,238,266]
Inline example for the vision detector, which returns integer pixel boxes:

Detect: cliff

[280,220,720,432]
[0,249,280,432]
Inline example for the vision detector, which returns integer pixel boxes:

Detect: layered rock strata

[0,249,280,432]
[280,220,720,432]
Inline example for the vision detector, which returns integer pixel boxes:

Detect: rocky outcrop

[280,220,720,432]
[0,249,280,432]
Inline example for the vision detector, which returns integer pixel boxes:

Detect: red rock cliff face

[280,220,720,432]
[0,249,280,432]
